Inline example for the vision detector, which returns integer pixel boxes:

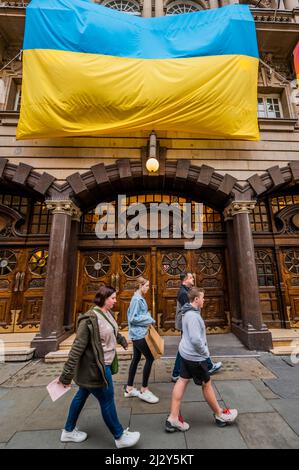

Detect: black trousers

[127,337,154,388]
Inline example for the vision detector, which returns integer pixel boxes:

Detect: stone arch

[165,0,207,15]
[240,162,299,201]
[63,159,243,212]
[0,158,60,199]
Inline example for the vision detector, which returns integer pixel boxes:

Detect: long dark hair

[94,285,116,307]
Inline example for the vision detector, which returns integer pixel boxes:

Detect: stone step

[270,344,299,356]
[0,332,36,349]
[45,345,133,363]
[270,329,299,348]
[1,347,35,362]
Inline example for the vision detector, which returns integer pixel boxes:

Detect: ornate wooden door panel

[0,248,47,333]
[76,250,151,330]
[157,250,190,333]
[76,251,115,317]
[115,251,151,329]
[280,248,299,327]
[0,248,19,332]
[255,249,282,328]
[192,250,229,332]
[17,249,48,332]
[157,249,229,333]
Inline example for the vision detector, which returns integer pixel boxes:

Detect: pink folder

[47,377,71,402]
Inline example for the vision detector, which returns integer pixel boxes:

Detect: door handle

[14,272,21,292]
[19,272,25,292]
[115,273,119,293]
[111,273,116,289]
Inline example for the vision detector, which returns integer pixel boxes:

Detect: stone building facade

[0,0,299,356]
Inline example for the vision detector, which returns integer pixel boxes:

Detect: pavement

[0,334,299,449]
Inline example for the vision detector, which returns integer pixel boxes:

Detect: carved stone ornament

[45,199,82,221]
[274,204,299,234]
[223,201,256,221]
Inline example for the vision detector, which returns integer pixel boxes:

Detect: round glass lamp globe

[146,158,159,173]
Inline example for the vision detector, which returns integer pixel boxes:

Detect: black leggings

[127,338,154,388]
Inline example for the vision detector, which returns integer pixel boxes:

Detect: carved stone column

[224,201,273,351]
[224,215,241,326]
[63,217,80,332]
[31,199,82,357]
[143,0,152,16]
[155,0,164,17]
[209,0,219,8]
[283,0,298,10]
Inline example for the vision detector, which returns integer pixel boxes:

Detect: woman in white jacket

[124,277,159,404]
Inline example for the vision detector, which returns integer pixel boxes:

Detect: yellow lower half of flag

[17,50,259,140]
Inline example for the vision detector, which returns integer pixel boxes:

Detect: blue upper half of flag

[23,0,259,60]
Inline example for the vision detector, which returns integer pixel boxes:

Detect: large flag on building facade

[16,0,260,140]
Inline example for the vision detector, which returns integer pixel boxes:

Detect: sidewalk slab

[0,388,48,442]
[5,430,65,449]
[0,388,9,400]
[65,407,131,449]
[250,379,280,400]
[131,398,170,415]
[0,363,29,386]
[182,402,247,449]
[264,378,299,399]
[20,388,78,431]
[268,399,299,436]
[1,361,64,388]
[258,355,294,378]
[214,381,274,413]
[129,413,186,449]
[237,412,299,449]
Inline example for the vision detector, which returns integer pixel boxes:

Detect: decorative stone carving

[0,222,13,238]
[260,53,293,85]
[274,204,299,234]
[223,201,256,221]
[29,279,46,289]
[45,199,82,221]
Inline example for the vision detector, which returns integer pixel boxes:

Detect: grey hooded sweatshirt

[178,303,210,362]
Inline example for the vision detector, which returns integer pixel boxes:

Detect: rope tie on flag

[0,50,22,73]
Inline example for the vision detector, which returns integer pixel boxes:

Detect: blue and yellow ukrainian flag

[16,0,259,140]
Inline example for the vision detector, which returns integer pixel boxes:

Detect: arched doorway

[75,194,230,335]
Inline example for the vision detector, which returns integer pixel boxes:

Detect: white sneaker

[165,417,190,432]
[60,427,88,443]
[124,386,140,398]
[138,390,159,404]
[214,408,238,427]
[115,428,140,448]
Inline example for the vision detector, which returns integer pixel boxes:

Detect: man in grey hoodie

[166,287,238,432]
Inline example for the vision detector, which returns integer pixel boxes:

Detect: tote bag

[145,325,164,360]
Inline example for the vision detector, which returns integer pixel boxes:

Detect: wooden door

[192,250,229,332]
[255,249,282,328]
[157,249,229,334]
[114,250,151,329]
[0,248,47,333]
[76,251,115,319]
[280,248,299,327]
[76,250,151,330]
[0,248,19,332]
[157,249,191,333]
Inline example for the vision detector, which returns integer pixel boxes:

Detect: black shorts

[180,357,211,386]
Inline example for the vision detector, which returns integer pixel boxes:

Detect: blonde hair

[135,277,149,290]
[188,287,205,303]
